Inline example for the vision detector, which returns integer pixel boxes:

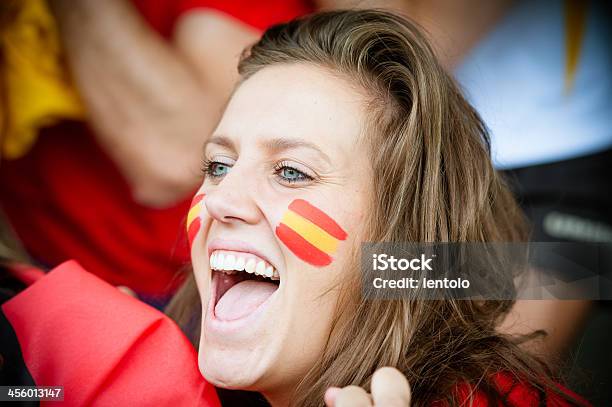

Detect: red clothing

[0,0,312,295]
[0,123,190,295]
[131,0,313,37]
[2,261,220,406]
[434,372,589,406]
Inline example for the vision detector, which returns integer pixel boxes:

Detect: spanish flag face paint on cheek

[187,193,205,248]
[275,199,348,267]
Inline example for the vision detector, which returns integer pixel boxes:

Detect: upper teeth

[210,251,279,280]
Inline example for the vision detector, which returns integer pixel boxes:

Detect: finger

[371,367,411,406]
[324,387,341,407]
[335,385,372,407]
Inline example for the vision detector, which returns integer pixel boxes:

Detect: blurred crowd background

[0,0,610,403]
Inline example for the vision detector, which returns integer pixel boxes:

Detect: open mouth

[210,250,280,322]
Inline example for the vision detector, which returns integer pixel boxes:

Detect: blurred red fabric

[2,260,220,406]
[132,0,314,37]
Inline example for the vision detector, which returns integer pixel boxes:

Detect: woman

[1,9,586,407]
[167,9,584,406]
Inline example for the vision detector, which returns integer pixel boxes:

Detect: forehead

[214,63,366,152]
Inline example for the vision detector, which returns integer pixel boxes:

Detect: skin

[325,367,412,407]
[499,295,592,360]
[48,0,258,206]
[190,63,372,406]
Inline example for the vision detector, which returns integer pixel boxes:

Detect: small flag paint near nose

[187,193,205,247]
[275,199,347,266]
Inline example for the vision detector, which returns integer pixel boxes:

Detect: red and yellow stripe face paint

[187,193,205,248]
[275,199,347,267]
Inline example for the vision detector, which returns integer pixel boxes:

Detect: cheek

[283,264,345,370]
[275,199,348,267]
[186,193,206,248]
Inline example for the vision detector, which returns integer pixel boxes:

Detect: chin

[198,348,265,389]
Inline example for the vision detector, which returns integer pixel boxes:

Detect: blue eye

[280,167,307,181]
[211,163,230,177]
[204,161,231,178]
[275,163,313,184]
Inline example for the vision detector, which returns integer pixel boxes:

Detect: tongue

[215,280,277,321]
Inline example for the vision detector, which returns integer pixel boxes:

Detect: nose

[204,166,262,225]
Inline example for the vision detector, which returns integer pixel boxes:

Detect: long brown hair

[167,9,579,406]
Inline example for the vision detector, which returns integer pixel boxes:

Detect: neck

[262,389,293,407]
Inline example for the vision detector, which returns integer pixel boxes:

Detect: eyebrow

[260,137,332,165]
[205,135,332,165]
[205,135,236,151]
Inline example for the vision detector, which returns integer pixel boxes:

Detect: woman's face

[190,63,372,399]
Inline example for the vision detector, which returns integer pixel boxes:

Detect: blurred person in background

[451,0,611,374]
[455,1,611,403]
[0,0,312,304]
